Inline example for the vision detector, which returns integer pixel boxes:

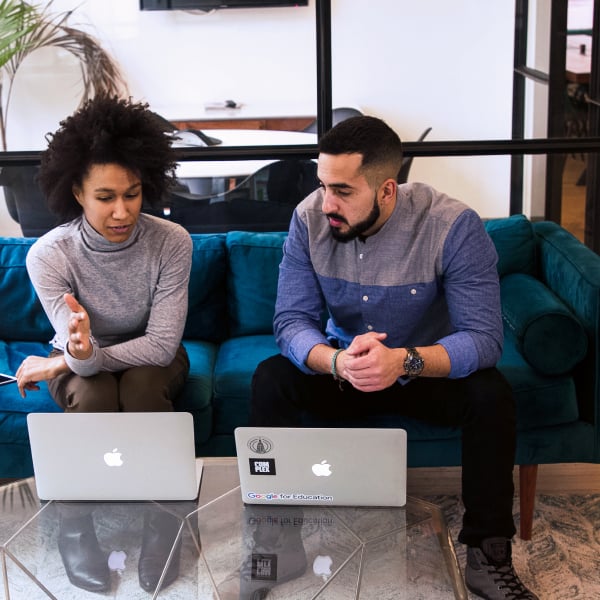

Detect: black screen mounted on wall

[140,0,308,10]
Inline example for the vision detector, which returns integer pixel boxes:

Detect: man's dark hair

[38,95,177,222]
[318,116,403,186]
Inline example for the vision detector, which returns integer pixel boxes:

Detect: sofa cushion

[501,273,588,375]
[178,339,218,444]
[485,214,536,278]
[212,334,280,434]
[0,237,53,341]
[226,231,287,337]
[0,412,38,477]
[184,234,228,342]
[498,329,579,430]
[0,339,58,479]
[0,341,58,414]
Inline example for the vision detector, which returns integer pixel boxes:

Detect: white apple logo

[103,448,123,467]
[311,460,332,477]
[313,555,333,580]
[108,550,127,572]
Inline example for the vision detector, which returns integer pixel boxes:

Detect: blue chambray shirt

[274,183,503,379]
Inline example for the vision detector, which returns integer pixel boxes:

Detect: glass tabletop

[196,460,466,599]
[1,460,467,599]
[1,478,42,600]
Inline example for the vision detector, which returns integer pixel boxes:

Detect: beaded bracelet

[331,348,344,390]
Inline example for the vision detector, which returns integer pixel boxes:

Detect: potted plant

[0,0,128,150]
[0,0,129,235]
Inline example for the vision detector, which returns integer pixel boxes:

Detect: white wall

[1,0,517,236]
[330,1,515,216]
[523,0,551,219]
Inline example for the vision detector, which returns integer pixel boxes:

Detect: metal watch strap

[404,346,424,378]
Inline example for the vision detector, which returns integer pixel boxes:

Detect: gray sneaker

[466,537,538,600]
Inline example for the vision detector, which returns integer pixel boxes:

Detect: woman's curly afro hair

[38,95,178,222]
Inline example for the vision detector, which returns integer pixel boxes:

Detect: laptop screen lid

[234,427,407,507]
[27,412,202,502]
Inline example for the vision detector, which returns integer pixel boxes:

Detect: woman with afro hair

[16,95,193,414]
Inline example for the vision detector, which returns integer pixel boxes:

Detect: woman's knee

[119,367,176,411]
[61,373,119,412]
[119,347,189,411]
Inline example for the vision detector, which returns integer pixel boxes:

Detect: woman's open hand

[64,293,93,360]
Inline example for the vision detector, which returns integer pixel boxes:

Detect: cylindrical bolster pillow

[501,273,588,375]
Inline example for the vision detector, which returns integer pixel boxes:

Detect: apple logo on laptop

[313,555,333,580]
[108,549,127,572]
[103,448,124,467]
[311,459,332,477]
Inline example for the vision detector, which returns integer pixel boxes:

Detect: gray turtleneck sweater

[26,213,193,376]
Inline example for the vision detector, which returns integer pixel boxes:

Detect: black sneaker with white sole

[465,537,539,600]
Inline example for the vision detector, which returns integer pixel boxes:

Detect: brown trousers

[47,345,190,412]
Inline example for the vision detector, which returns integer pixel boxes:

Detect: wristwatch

[403,347,424,378]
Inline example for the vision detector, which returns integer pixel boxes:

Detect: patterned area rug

[427,494,600,600]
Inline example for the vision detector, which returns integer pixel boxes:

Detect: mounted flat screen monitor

[140,0,308,9]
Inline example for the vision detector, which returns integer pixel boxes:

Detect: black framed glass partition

[0,0,599,251]
[512,0,600,251]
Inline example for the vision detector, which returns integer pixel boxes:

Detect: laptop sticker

[248,436,273,454]
[251,553,278,581]
[249,458,277,475]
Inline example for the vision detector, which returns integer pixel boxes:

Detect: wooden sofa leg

[519,464,538,541]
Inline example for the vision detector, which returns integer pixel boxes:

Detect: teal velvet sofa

[1,215,598,539]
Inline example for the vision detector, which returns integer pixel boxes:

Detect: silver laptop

[234,427,407,507]
[27,412,202,501]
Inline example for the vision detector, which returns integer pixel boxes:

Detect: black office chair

[302,107,364,134]
[0,164,181,237]
[397,127,432,184]
[167,159,319,233]
[0,165,59,237]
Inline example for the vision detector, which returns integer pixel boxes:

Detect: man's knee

[250,354,304,426]
[255,354,293,375]
[252,354,296,392]
[463,368,515,428]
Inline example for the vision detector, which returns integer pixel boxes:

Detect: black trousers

[250,354,517,547]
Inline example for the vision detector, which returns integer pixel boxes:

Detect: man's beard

[328,194,381,243]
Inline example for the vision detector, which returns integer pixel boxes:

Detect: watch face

[407,359,423,375]
[404,348,424,377]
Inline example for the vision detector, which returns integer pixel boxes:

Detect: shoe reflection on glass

[138,507,183,593]
[55,503,183,594]
[235,506,308,599]
[57,508,111,593]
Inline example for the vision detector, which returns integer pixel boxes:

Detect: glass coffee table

[1,458,467,599]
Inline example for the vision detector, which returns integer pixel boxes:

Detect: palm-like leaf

[0,0,128,149]
[0,0,38,65]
